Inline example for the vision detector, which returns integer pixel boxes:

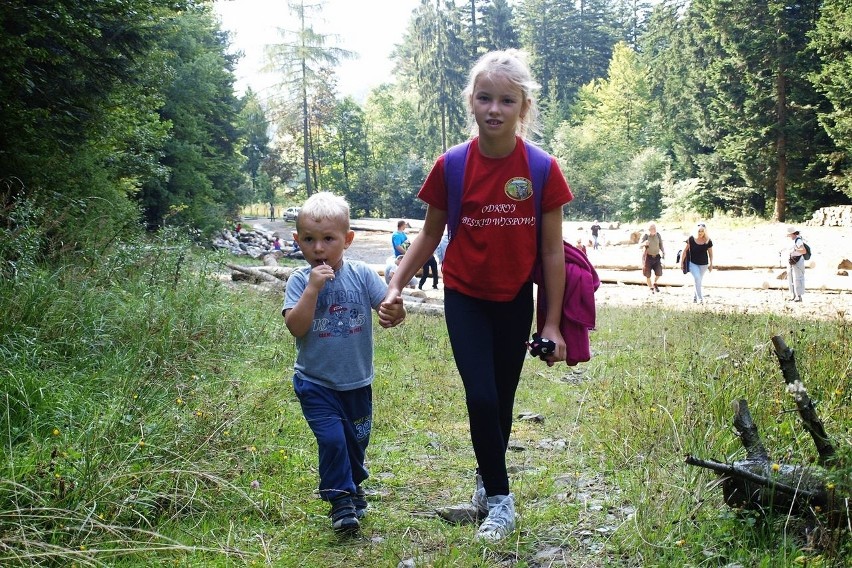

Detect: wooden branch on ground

[771,335,836,466]
[732,399,768,462]
[684,454,821,502]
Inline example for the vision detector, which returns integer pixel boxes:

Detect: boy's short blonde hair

[296,192,350,232]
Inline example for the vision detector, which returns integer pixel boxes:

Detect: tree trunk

[773,42,787,222]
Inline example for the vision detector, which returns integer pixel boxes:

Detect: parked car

[284,207,300,221]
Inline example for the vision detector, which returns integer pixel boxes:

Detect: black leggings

[419,255,439,289]
[444,281,533,496]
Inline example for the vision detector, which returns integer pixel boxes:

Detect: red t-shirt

[419,137,573,301]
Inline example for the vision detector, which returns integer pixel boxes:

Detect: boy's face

[293,216,354,269]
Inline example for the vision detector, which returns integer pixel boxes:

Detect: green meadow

[2,237,849,567]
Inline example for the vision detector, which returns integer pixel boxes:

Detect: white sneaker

[476,494,515,541]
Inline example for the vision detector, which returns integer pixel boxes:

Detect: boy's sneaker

[329,496,360,534]
[476,494,516,541]
[353,485,368,519]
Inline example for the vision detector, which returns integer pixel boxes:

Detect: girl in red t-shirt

[379,49,573,541]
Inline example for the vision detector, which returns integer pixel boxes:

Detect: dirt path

[248,216,852,321]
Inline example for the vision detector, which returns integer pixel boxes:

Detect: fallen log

[226,263,285,290]
[685,400,832,519]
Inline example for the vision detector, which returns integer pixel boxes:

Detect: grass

[1,236,849,567]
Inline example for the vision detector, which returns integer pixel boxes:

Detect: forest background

[3,0,852,265]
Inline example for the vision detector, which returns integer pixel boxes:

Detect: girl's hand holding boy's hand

[378,293,405,328]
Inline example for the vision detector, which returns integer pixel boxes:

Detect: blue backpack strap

[444,139,552,242]
[523,140,552,245]
[444,140,472,240]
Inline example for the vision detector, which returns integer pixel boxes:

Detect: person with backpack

[785,226,808,302]
[639,222,665,294]
[378,49,573,541]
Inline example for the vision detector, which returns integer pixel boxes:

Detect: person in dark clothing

[419,254,439,290]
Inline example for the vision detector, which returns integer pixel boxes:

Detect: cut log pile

[686,335,849,548]
[808,205,852,228]
[212,227,300,259]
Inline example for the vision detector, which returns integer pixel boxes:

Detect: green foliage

[405,0,470,151]
[613,147,669,221]
[0,185,45,279]
[139,5,246,233]
[264,0,356,196]
[553,42,663,221]
[239,89,272,194]
[808,0,852,200]
[478,0,520,52]
[377,158,431,219]
[1,236,269,561]
[639,0,840,222]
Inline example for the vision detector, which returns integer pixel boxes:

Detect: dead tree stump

[685,335,849,535]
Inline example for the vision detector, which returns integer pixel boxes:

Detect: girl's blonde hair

[296,192,350,232]
[462,49,541,139]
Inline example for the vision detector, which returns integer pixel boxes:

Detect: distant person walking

[640,222,665,293]
[785,226,807,302]
[590,221,602,250]
[391,220,410,256]
[682,223,713,303]
[418,252,439,290]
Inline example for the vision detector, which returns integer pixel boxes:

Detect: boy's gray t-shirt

[283,260,387,391]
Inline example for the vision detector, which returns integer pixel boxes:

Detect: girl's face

[293,216,353,269]
[470,73,528,143]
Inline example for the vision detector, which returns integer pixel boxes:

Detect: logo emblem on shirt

[505,177,533,201]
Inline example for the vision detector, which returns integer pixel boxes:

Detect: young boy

[282,192,404,533]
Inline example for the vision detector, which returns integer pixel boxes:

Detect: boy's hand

[308,262,336,289]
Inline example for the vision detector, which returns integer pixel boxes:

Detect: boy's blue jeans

[294,376,372,502]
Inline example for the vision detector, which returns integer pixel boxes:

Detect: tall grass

[1,238,849,566]
[1,232,272,565]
